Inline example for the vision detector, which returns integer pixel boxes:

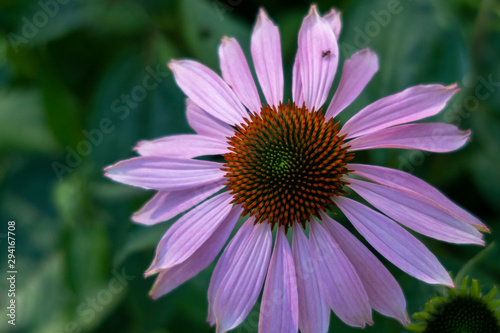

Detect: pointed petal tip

[445,83,460,93]
[167,60,179,70]
[478,225,491,233]
[257,7,270,20]
[354,47,378,65]
[133,139,147,149]
[397,310,411,326]
[148,287,161,300]
[131,213,153,224]
[325,8,341,15]
[103,162,119,172]
[256,7,277,27]
[309,3,319,13]
[102,171,114,180]
[441,274,455,288]
[358,47,371,54]
[130,213,140,223]
[144,267,159,278]
[221,36,231,44]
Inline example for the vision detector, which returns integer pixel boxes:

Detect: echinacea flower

[408,276,500,332]
[104,5,490,333]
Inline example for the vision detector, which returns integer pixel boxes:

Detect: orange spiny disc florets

[222,102,353,228]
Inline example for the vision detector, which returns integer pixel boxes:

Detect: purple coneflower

[105,5,489,333]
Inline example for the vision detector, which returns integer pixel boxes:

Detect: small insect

[322,50,331,58]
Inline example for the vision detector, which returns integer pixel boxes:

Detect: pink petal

[259,227,299,333]
[169,60,247,125]
[149,205,241,299]
[292,54,304,107]
[219,37,262,113]
[292,8,341,111]
[210,219,272,333]
[309,219,372,327]
[251,8,283,107]
[292,226,330,333]
[348,123,471,152]
[104,156,224,191]
[341,84,459,139]
[347,178,484,245]
[349,163,489,232]
[325,48,378,119]
[132,182,224,225]
[298,5,339,110]
[186,99,234,141]
[135,134,229,158]
[323,9,342,39]
[207,218,253,325]
[146,192,233,275]
[334,196,454,286]
[321,212,409,325]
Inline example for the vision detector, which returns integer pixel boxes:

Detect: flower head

[408,276,500,333]
[104,5,489,333]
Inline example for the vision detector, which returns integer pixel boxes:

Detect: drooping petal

[149,205,241,299]
[309,219,372,327]
[186,99,234,141]
[259,227,299,333]
[135,134,229,158]
[298,5,339,110]
[169,60,247,125]
[211,220,272,333]
[334,196,454,286]
[251,8,283,107]
[292,54,304,107]
[349,163,489,232]
[219,37,262,113]
[292,226,330,333]
[341,84,459,139]
[146,192,233,275]
[321,212,409,325]
[104,156,224,191]
[347,178,484,245]
[323,9,342,39]
[348,123,471,152]
[325,48,378,119]
[132,182,224,225]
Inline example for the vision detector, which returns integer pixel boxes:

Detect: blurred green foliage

[0,0,499,332]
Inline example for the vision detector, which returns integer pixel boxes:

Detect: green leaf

[180,0,251,69]
[114,222,169,267]
[87,43,189,168]
[86,1,150,36]
[40,74,83,148]
[65,224,110,298]
[0,89,59,153]
[470,115,500,211]
[9,0,100,48]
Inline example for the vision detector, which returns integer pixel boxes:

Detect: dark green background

[1,0,499,332]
